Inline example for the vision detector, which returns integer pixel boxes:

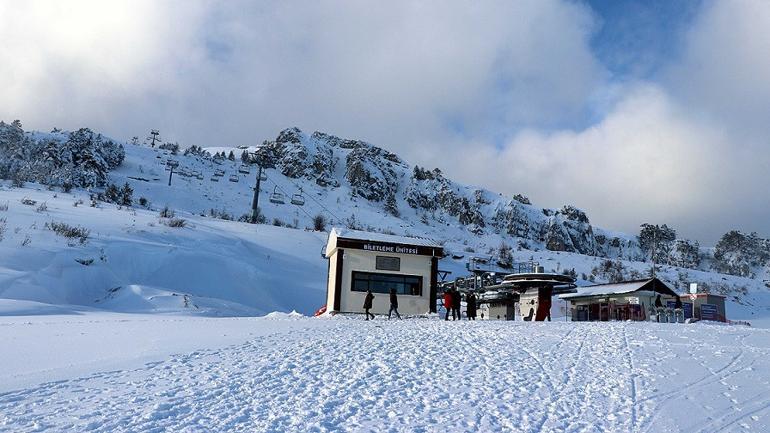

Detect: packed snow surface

[1,314,769,433]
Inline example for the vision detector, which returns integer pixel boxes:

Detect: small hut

[559,278,678,321]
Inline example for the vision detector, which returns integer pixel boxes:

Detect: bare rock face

[491,201,543,241]
[344,145,404,208]
[254,128,339,187]
[539,206,597,255]
[404,167,485,229]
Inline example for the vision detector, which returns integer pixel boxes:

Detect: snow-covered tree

[638,223,676,264]
[497,241,513,269]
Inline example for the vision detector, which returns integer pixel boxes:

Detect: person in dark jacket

[388,288,401,320]
[443,290,453,321]
[466,292,477,320]
[363,289,375,321]
[654,294,664,322]
[451,289,461,320]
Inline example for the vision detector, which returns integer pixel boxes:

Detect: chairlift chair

[290,187,305,206]
[269,186,285,204]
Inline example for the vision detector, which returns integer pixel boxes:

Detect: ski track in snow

[1,320,769,433]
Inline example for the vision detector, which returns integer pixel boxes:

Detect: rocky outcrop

[491,202,543,240]
[254,128,339,187]
[344,145,404,210]
[404,167,485,228]
[251,127,648,261]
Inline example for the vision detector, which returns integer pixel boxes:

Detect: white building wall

[325,252,339,310]
[337,250,432,316]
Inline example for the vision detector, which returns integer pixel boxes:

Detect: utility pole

[250,163,263,223]
[148,129,161,147]
[651,229,657,278]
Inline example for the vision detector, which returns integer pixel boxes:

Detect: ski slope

[0,315,768,433]
[0,184,331,316]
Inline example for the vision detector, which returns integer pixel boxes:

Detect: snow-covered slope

[2,316,770,432]
[0,185,329,316]
[1,123,769,321]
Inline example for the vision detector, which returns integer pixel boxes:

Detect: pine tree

[119,182,133,206]
[228,151,235,161]
[105,183,120,202]
[497,241,513,269]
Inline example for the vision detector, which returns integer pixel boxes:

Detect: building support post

[333,249,344,312]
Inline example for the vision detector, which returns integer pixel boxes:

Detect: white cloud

[2,0,770,243]
[0,0,603,146]
[667,0,770,143]
[441,84,733,239]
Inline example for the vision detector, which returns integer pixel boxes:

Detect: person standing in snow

[451,289,461,320]
[388,288,401,320]
[363,289,375,321]
[466,292,477,320]
[542,295,552,322]
[443,290,453,321]
[654,294,664,322]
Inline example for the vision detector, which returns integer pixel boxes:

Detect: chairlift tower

[148,129,161,147]
[166,160,179,186]
[249,155,263,224]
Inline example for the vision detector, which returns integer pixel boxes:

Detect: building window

[375,256,400,271]
[351,271,422,296]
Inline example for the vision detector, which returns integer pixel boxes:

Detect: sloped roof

[329,227,442,248]
[559,278,677,299]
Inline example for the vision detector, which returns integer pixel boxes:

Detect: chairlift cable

[271,173,344,222]
[258,168,343,225]
[263,177,327,223]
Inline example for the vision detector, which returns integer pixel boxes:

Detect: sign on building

[700,303,719,321]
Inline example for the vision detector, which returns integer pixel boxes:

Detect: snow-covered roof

[559,278,676,299]
[329,227,442,248]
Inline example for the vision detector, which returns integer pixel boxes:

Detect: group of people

[362,288,479,321]
[363,288,401,320]
[443,289,477,320]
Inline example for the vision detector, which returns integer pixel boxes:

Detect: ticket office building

[325,228,444,316]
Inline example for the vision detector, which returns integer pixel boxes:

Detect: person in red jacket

[443,290,453,321]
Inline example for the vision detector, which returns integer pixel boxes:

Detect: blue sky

[2,0,770,244]
[587,0,703,80]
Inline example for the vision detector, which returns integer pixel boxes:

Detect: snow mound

[264,310,305,319]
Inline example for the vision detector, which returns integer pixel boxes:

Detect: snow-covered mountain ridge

[1,120,769,320]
